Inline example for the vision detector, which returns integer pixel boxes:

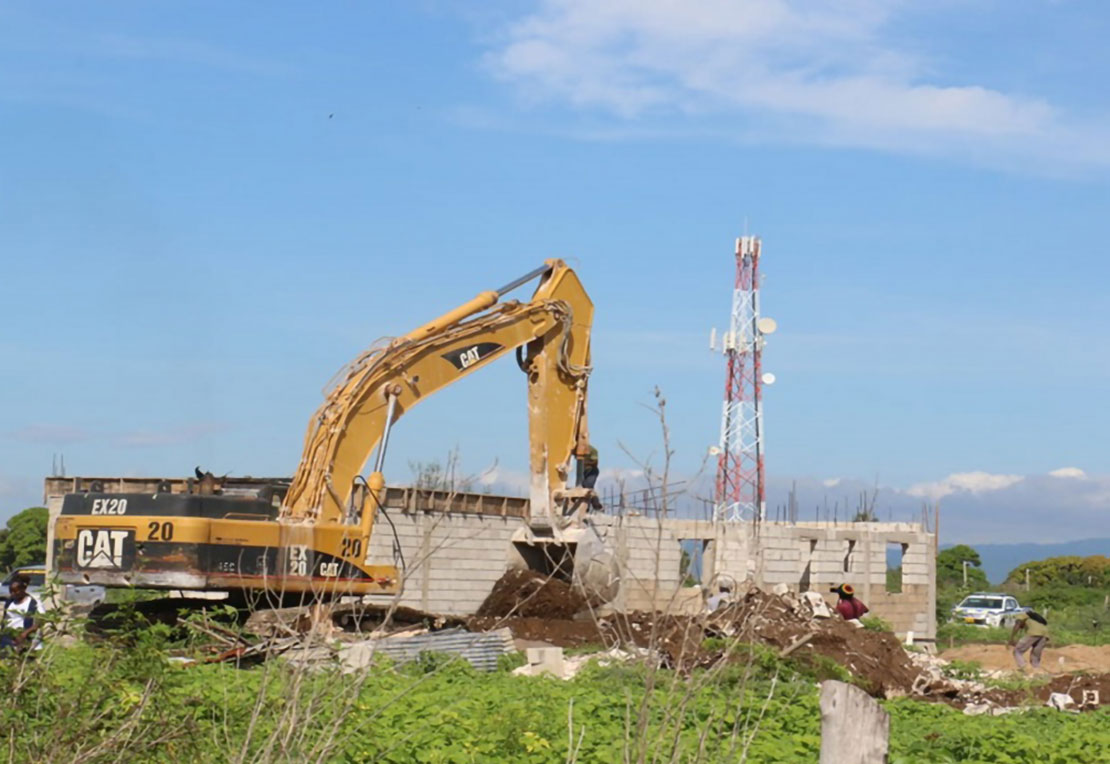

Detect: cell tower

[710,236,776,522]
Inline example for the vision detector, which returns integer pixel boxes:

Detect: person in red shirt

[830,583,869,621]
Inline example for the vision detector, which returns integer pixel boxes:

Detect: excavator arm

[281,260,594,548]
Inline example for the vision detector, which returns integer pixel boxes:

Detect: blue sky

[2,1,1108,543]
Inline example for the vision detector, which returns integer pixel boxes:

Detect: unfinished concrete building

[44,476,937,642]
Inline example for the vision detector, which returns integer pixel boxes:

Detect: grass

[2,633,1107,764]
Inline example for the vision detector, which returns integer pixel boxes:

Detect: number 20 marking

[146,521,174,541]
[341,537,363,558]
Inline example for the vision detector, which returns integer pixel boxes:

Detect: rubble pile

[123,573,1107,713]
[471,574,928,696]
[466,573,1109,710]
[705,587,925,696]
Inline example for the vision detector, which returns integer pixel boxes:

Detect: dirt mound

[468,616,606,646]
[706,588,924,697]
[466,583,1108,709]
[474,585,925,698]
[1037,673,1110,706]
[476,569,588,619]
[940,643,1110,674]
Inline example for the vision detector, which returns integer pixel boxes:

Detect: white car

[951,592,1023,628]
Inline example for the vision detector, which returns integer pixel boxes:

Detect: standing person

[1009,609,1049,671]
[830,583,869,621]
[579,444,600,489]
[2,574,41,653]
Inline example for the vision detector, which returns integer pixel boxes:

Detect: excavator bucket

[512,523,620,605]
[571,525,620,603]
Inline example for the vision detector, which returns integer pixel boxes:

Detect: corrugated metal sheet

[361,628,515,672]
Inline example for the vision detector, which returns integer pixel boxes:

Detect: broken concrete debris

[512,645,651,680]
[157,575,1107,714]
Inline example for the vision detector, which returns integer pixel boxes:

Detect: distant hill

[945,538,1110,585]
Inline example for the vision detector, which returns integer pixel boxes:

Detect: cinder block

[760,571,796,584]
[761,549,800,562]
[761,560,802,574]
[433,558,499,572]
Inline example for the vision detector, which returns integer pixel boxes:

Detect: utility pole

[962,560,969,588]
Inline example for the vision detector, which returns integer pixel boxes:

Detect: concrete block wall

[868,586,933,638]
[364,508,522,615]
[594,516,702,613]
[743,522,936,640]
[708,523,756,585]
[586,516,936,637]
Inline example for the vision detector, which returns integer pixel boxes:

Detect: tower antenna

[710,236,776,522]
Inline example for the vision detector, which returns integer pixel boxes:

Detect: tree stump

[819,680,889,764]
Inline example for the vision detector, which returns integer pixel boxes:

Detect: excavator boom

[283,259,593,534]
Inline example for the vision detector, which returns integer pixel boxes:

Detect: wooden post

[819,681,889,764]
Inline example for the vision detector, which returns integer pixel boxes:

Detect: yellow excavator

[52,260,614,600]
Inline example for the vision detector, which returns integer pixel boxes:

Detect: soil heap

[466,571,1109,710]
[475,568,587,620]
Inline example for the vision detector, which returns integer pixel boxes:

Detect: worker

[579,444,600,489]
[2,574,41,653]
[1009,609,1049,671]
[830,583,869,621]
[707,581,732,613]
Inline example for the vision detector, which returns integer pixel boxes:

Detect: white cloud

[767,469,1110,544]
[822,477,841,488]
[484,1,1110,167]
[906,471,1024,501]
[599,467,646,483]
[1049,467,1086,479]
[476,466,531,495]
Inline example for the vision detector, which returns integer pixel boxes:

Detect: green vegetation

[1,626,1106,764]
[993,556,1110,646]
[936,622,1012,648]
[860,615,893,633]
[935,544,992,626]
[0,506,49,571]
[1005,555,1110,589]
[885,565,902,593]
[887,700,1110,764]
[940,658,983,681]
[937,545,990,590]
[2,541,1107,762]
[935,547,1110,646]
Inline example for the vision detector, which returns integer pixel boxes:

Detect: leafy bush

[941,659,982,681]
[936,623,1012,647]
[861,616,893,633]
[887,699,1110,764]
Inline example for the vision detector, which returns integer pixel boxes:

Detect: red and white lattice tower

[710,236,774,522]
